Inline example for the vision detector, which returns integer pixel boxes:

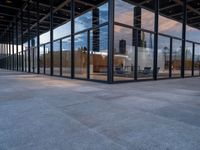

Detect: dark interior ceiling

[0,0,200,44]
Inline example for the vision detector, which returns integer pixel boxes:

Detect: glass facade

[0,0,200,83]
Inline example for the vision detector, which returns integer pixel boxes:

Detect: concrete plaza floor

[0,69,200,150]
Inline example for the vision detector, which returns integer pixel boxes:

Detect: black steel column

[92,8,100,52]
[6,40,8,69]
[44,45,45,74]
[16,17,18,71]
[108,0,114,83]
[50,0,53,76]
[169,37,173,78]
[60,39,62,76]
[12,24,14,70]
[153,0,159,80]
[21,8,24,72]
[192,43,195,76]
[181,0,187,78]
[133,7,141,47]
[8,28,11,70]
[87,30,90,80]
[37,0,40,74]
[71,0,75,79]
[134,29,138,80]
[28,0,31,72]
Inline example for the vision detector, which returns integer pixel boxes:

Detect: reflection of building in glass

[0,0,200,83]
[119,39,126,54]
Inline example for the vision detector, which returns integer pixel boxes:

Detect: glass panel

[45,43,51,75]
[25,50,28,72]
[114,25,135,81]
[75,11,92,33]
[39,46,44,74]
[172,39,181,77]
[137,31,154,79]
[30,38,36,73]
[54,23,71,40]
[159,0,183,38]
[62,37,71,77]
[194,44,200,76]
[186,26,200,43]
[53,40,61,76]
[18,52,21,71]
[185,42,193,77]
[53,0,71,40]
[90,25,108,81]
[34,47,38,73]
[40,32,50,45]
[99,2,108,24]
[75,1,108,33]
[14,45,17,70]
[186,0,200,43]
[157,35,170,78]
[159,15,182,38]
[114,0,154,31]
[115,0,134,26]
[10,44,13,69]
[74,32,88,79]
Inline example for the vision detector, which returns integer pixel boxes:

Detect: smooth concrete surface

[0,69,200,150]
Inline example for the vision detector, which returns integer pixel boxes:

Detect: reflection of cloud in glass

[141,9,154,31]
[75,11,92,33]
[99,3,108,24]
[186,25,200,43]
[159,15,182,38]
[115,0,133,26]
[62,37,71,51]
[40,31,50,44]
[54,22,71,40]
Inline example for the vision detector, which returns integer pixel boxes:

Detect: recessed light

[6,0,12,4]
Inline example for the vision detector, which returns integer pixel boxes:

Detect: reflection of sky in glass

[173,39,182,54]
[195,45,200,61]
[45,43,50,53]
[186,25,200,43]
[54,22,71,40]
[53,40,60,51]
[115,0,134,26]
[40,31,50,44]
[75,11,92,33]
[90,25,108,51]
[99,3,108,24]
[19,0,200,56]
[75,32,87,50]
[99,26,108,51]
[62,37,71,51]
[159,15,182,38]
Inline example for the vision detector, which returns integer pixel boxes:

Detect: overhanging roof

[0,0,200,44]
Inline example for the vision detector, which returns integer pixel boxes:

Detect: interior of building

[0,0,200,83]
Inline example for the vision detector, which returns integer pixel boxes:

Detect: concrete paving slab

[0,69,200,150]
